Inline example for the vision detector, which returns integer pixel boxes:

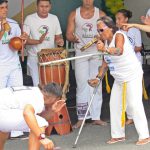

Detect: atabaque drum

[46,106,72,136]
[38,48,72,135]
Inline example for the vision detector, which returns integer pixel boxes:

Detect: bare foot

[107,137,125,144]
[72,120,83,129]
[136,137,150,145]
[125,119,134,125]
[92,120,107,126]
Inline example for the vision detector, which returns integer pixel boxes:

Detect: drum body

[46,106,72,136]
[38,48,71,135]
[38,48,66,85]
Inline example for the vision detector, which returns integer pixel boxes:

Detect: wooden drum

[38,47,72,135]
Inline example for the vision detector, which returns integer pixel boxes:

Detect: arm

[0,19,6,40]
[123,23,150,32]
[135,46,142,52]
[39,100,66,121]
[0,30,5,40]
[97,33,124,55]
[88,60,108,87]
[66,11,79,43]
[23,104,43,137]
[26,32,47,45]
[55,34,64,47]
[99,10,106,17]
[97,60,108,78]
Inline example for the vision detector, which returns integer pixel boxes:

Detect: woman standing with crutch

[89,16,150,146]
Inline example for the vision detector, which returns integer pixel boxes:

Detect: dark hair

[41,82,62,98]
[97,16,118,34]
[117,9,132,19]
[37,0,51,5]
[0,0,8,5]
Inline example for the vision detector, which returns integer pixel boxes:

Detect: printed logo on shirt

[128,36,135,47]
[82,23,94,38]
[38,25,50,41]
[1,32,10,44]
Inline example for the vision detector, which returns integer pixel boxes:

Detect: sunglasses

[97,26,108,33]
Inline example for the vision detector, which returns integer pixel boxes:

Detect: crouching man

[0,82,65,150]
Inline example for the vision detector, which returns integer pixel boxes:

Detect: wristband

[96,75,102,80]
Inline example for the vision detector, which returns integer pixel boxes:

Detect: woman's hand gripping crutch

[73,61,108,148]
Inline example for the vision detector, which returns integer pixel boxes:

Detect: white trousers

[27,56,39,86]
[0,63,23,88]
[75,51,103,120]
[0,109,48,132]
[110,74,149,140]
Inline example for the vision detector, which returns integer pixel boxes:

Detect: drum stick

[39,52,108,66]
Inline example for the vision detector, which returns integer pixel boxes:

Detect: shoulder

[25,13,36,20]
[99,9,106,17]
[48,13,60,21]
[69,9,76,18]
[128,27,141,35]
[115,31,126,40]
[6,18,20,28]
[7,18,17,23]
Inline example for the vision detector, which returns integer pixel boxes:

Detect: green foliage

[102,0,125,18]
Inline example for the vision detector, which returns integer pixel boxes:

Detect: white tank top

[74,7,99,53]
[104,31,143,83]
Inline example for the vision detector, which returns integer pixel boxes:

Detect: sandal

[136,137,150,146]
[107,137,125,144]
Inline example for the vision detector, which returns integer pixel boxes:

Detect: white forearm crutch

[72,68,107,148]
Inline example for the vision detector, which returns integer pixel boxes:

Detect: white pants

[0,63,23,88]
[110,74,149,140]
[75,51,103,120]
[27,56,39,86]
[0,109,48,132]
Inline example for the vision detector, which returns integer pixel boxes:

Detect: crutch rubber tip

[72,145,77,148]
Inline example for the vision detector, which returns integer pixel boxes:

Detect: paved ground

[5,119,150,150]
[4,65,150,150]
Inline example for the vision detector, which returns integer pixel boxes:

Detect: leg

[0,132,9,150]
[7,63,23,87]
[126,74,150,143]
[28,127,45,150]
[74,53,91,128]
[27,56,39,86]
[7,64,24,137]
[110,81,125,138]
[0,66,9,88]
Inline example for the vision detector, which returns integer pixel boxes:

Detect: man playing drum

[0,82,65,150]
[24,0,64,86]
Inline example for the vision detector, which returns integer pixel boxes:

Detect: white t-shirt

[146,8,150,16]
[24,13,62,57]
[127,28,142,63]
[0,86,44,114]
[104,31,143,83]
[0,18,21,65]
